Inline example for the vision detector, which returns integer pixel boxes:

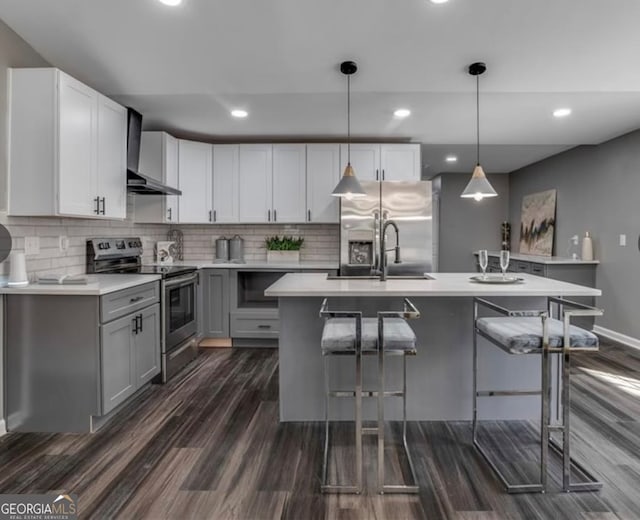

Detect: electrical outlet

[24,236,40,255]
[59,235,69,252]
[619,234,627,247]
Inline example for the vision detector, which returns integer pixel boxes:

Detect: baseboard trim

[0,419,7,436]
[593,325,640,351]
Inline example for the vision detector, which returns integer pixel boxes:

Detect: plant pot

[267,250,300,264]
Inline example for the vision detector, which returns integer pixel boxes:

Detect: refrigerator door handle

[373,210,380,273]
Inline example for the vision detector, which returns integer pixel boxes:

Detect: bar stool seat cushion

[476,317,599,354]
[321,317,416,353]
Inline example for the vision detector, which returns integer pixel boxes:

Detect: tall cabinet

[178,140,213,223]
[272,144,306,223]
[306,144,340,223]
[9,68,127,219]
[212,145,240,223]
[238,145,273,223]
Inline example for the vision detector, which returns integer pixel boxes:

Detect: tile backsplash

[0,198,339,279]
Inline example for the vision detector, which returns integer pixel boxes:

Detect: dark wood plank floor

[1,342,640,519]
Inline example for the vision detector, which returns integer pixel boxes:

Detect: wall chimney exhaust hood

[126,108,181,196]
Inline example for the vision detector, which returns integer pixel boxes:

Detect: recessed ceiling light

[553,108,572,118]
[393,108,411,118]
[430,0,449,4]
[157,0,182,6]
[231,109,248,118]
[445,155,458,163]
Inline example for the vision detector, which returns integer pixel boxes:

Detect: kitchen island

[265,272,602,422]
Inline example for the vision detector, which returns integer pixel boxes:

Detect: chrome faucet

[379,218,401,281]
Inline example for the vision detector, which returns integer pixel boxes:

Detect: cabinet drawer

[101,282,160,323]
[513,261,531,274]
[530,263,545,276]
[230,312,279,339]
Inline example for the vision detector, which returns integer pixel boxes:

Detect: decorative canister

[215,237,229,262]
[581,232,594,261]
[229,235,245,263]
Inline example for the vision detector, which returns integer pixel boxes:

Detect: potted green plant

[265,235,304,264]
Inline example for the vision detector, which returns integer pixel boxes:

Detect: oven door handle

[163,272,199,289]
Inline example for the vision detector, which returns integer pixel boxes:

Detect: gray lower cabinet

[4,280,161,433]
[201,270,230,337]
[135,304,161,385]
[101,314,137,414]
[101,303,161,415]
[200,268,337,342]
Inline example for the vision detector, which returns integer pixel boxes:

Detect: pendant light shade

[332,61,366,199]
[461,62,498,201]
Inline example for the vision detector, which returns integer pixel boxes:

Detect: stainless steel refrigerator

[340,180,433,276]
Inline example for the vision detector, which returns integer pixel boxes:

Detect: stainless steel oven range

[86,238,199,383]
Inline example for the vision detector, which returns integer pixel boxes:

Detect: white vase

[267,250,300,264]
[581,232,594,261]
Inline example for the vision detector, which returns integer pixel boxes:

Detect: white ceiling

[2,0,640,174]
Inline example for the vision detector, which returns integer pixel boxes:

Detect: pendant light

[461,62,498,201]
[332,60,366,199]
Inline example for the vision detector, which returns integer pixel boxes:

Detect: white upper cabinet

[178,140,213,224]
[380,143,421,181]
[339,143,380,181]
[272,144,306,223]
[339,143,421,182]
[58,72,98,216]
[212,145,240,223]
[238,144,273,223]
[8,68,127,219]
[306,144,340,223]
[96,95,127,219]
[134,131,179,223]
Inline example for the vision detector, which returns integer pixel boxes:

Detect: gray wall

[435,172,510,272]
[0,18,49,211]
[509,130,640,339]
[0,18,48,431]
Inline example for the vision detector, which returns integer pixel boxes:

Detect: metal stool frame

[319,298,420,494]
[472,296,604,493]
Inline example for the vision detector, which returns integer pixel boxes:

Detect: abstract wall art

[519,189,557,256]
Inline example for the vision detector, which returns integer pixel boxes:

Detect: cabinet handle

[167,207,172,221]
[132,316,138,335]
[130,296,144,303]
[94,197,100,214]
[137,314,143,333]
[258,324,272,329]
[273,209,277,222]
[308,209,311,222]
[100,197,106,215]
[382,169,385,181]
[213,210,217,222]
[209,210,212,222]
[268,209,271,222]
[376,169,379,181]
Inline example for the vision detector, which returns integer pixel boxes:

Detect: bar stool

[319,298,420,494]
[472,296,603,493]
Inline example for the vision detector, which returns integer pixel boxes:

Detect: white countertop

[0,274,161,296]
[265,272,602,298]
[476,251,599,265]
[156,261,339,270]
